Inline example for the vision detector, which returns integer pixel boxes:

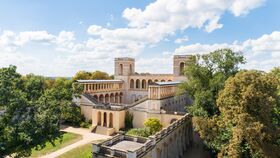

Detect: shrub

[126,128,150,137]
[144,118,162,135]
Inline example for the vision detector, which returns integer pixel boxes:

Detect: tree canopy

[207,70,279,157]
[73,70,112,81]
[180,48,245,117]
[0,66,82,157]
[181,49,280,157]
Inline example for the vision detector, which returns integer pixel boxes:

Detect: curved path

[40,126,111,158]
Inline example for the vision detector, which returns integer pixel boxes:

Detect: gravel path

[39,126,111,158]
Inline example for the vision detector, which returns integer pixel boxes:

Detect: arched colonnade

[93,92,123,104]
[97,111,114,128]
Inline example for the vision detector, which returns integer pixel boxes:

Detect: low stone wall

[92,113,193,158]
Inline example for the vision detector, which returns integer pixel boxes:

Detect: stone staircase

[93,126,115,136]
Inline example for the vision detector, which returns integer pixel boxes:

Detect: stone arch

[136,79,140,89]
[180,62,185,76]
[120,92,123,103]
[93,95,98,101]
[142,79,146,89]
[119,64,123,75]
[110,93,114,103]
[99,94,104,102]
[130,79,134,89]
[115,93,119,103]
[148,79,153,85]
[105,94,109,103]
[97,111,101,126]
[168,79,172,82]
[161,79,165,82]
[103,112,107,127]
[109,113,113,128]
[154,79,159,82]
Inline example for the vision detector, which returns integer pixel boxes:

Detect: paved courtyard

[39,126,111,158]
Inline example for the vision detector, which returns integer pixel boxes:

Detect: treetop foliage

[73,70,112,81]
[0,65,82,157]
[181,49,245,117]
[181,49,280,157]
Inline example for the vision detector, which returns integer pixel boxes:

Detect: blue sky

[0,0,279,76]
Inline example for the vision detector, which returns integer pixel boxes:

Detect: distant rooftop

[77,80,123,83]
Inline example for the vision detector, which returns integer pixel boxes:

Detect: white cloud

[175,36,189,44]
[230,0,265,16]
[0,0,268,76]
[123,0,264,34]
[173,31,280,71]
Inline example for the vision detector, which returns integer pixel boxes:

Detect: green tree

[46,78,83,125]
[73,70,111,81]
[0,66,82,157]
[125,111,134,129]
[179,49,245,156]
[144,118,162,135]
[72,71,92,80]
[270,67,280,126]
[211,71,280,157]
[180,49,245,117]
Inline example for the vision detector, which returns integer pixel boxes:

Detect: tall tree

[210,71,280,157]
[180,49,245,117]
[0,66,82,157]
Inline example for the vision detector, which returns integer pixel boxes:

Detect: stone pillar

[107,113,110,128]
[101,112,104,127]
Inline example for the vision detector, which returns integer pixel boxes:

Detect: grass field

[29,132,82,157]
[58,140,105,158]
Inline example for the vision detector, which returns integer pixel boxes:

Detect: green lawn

[29,132,82,157]
[58,140,105,158]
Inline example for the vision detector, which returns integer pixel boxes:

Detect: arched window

[115,93,119,103]
[142,80,146,89]
[154,79,159,82]
[99,94,104,102]
[180,62,185,76]
[119,64,123,75]
[136,79,140,89]
[110,93,115,103]
[130,79,134,89]
[168,80,172,82]
[93,95,98,101]
[161,79,165,82]
[148,79,153,85]
[120,92,123,103]
[105,94,109,103]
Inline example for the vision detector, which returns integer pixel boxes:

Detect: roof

[77,80,123,83]
[154,81,181,86]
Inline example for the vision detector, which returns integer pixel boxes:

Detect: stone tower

[114,57,135,104]
[173,55,192,81]
[114,57,135,76]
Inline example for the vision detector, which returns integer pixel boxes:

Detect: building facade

[76,55,192,136]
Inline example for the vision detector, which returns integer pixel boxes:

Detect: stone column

[101,112,104,127]
[107,113,110,128]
